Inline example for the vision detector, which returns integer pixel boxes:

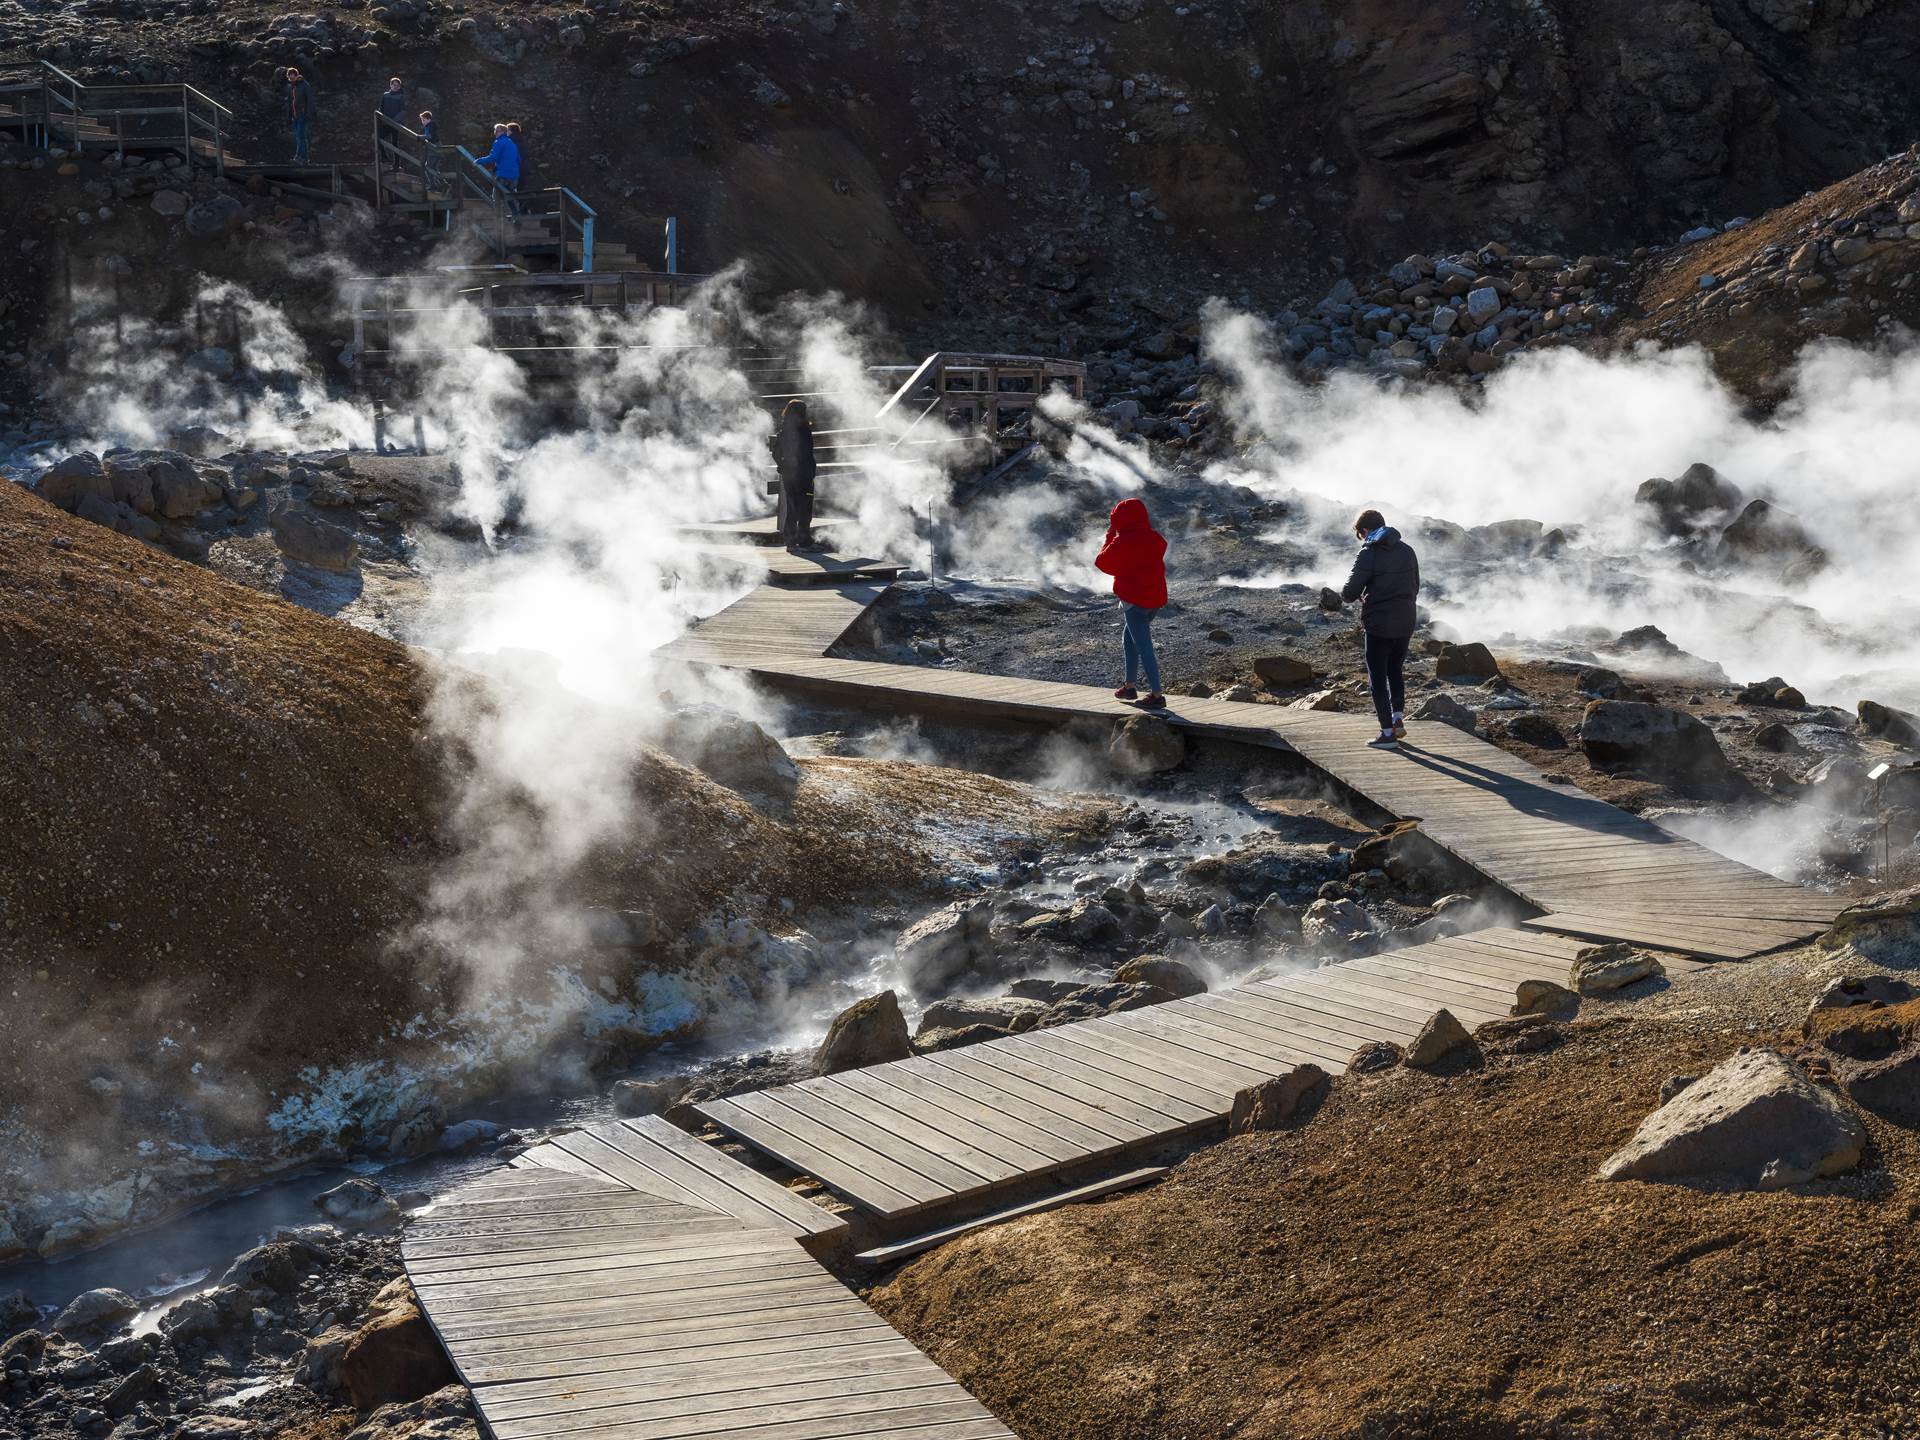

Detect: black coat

[770,413,816,495]
[1341,527,1420,638]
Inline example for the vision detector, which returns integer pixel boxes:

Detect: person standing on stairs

[1341,507,1421,748]
[419,111,443,191]
[506,122,528,196]
[286,68,316,164]
[1095,497,1169,711]
[377,78,408,170]
[769,400,817,553]
[475,122,521,216]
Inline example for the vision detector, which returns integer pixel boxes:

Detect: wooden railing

[31,59,233,175]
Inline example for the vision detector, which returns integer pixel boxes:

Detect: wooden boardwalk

[691,925,1705,1221]
[685,546,906,585]
[403,1168,1015,1440]
[659,586,1844,961]
[405,575,1851,1440]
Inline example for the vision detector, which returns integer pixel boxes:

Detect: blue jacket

[478,134,520,183]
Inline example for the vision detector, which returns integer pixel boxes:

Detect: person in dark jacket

[769,400,817,552]
[419,110,443,191]
[1341,507,1421,747]
[1094,496,1169,710]
[287,68,315,163]
[377,78,408,170]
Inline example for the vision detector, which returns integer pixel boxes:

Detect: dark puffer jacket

[1341,527,1420,638]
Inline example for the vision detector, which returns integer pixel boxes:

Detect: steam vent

[3,7,1920,1439]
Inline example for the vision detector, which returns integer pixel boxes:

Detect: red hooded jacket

[1095,497,1168,609]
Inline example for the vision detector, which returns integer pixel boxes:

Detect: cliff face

[4,0,1916,342]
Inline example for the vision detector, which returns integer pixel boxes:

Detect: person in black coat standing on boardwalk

[1341,507,1420,748]
[769,400,817,552]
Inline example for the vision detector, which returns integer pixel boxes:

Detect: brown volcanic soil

[870,1006,1920,1440]
[0,480,1096,1209]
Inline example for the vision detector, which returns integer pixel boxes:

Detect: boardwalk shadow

[1389,740,1677,839]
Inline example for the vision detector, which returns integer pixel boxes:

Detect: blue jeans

[1365,632,1410,731]
[291,118,310,162]
[1122,603,1161,693]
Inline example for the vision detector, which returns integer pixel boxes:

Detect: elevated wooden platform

[675,515,853,547]
[685,546,906,586]
[404,1169,1014,1440]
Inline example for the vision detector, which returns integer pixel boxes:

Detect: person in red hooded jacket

[1094,496,1169,710]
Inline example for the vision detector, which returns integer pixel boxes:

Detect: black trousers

[777,485,814,546]
[1364,632,1410,731]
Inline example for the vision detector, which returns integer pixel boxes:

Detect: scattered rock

[183,193,244,239]
[35,452,112,512]
[1858,699,1920,748]
[150,188,190,217]
[1514,977,1577,1016]
[916,996,1048,1034]
[1635,462,1743,536]
[1500,712,1565,748]
[1404,1008,1472,1067]
[160,1284,252,1343]
[1228,1064,1328,1132]
[894,898,994,992]
[338,1280,458,1411]
[1252,654,1315,687]
[1806,975,1916,1016]
[1114,954,1206,998]
[611,1076,690,1117]
[220,1239,314,1294]
[1752,721,1802,753]
[1302,896,1374,946]
[1108,713,1187,775]
[1577,699,1744,796]
[1038,980,1177,1025]
[1569,943,1666,996]
[1413,693,1476,733]
[913,1022,1011,1053]
[1434,641,1500,681]
[1473,1013,1566,1054]
[1575,666,1630,699]
[816,990,911,1074]
[655,706,798,798]
[0,1288,35,1339]
[1318,587,1344,611]
[51,1288,138,1338]
[314,1178,401,1229]
[271,501,360,572]
[1597,1048,1865,1190]
[1347,1040,1403,1073]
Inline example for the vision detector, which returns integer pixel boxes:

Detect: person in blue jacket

[475,122,521,215]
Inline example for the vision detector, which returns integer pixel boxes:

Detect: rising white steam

[1201,302,1920,707]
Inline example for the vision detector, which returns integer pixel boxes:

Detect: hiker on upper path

[377,77,408,169]
[1341,507,1421,749]
[1096,496,1168,711]
[769,400,817,553]
[475,122,521,215]
[419,110,443,190]
[287,68,316,163]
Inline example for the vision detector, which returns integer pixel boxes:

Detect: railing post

[664,217,677,274]
[182,85,190,171]
[373,115,382,208]
[213,106,223,178]
[582,214,594,274]
[114,109,123,161]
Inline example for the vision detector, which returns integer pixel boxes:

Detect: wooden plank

[913,1049,1156,1147]
[598,1117,848,1239]
[697,1092,939,1213]
[1005,1027,1223,1119]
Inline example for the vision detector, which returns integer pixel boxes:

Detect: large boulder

[914,996,1047,1035]
[816,990,911,1074]
[1228,1064,1328,1132]
[1109,714,1187,775]
[271,502,360,572]
[160,1283,253,1343]
[1634,461,1743,536]
[1577,700,1743,796]
[1404,1008,1471,1066]
[51,1287,138,1338]
[1434,641,1499,681]
[1858,699,1920,748]
[315,1178,400,1229]
[1569,943,1665,996]
[1597,1048,1865,1190]
[338,1280,457,1411]
[1114,954,1206,998]
[184,193,244,239]
[220,1239,315,1294]
[1413,692,1476,733]
[347,1385,480,1440]
[35,452,112,512]
[1302,897,1373,946]
[1252,654,1315,687]
[654,706,798,797]
[1719,498,1818,562]
[894,898,994,992]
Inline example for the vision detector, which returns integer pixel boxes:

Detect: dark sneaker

[1367,732,1399,748]
[1136,692,1168,711]
[1113,685,1138,700]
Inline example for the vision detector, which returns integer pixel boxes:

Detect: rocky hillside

[2,0,1918,347]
